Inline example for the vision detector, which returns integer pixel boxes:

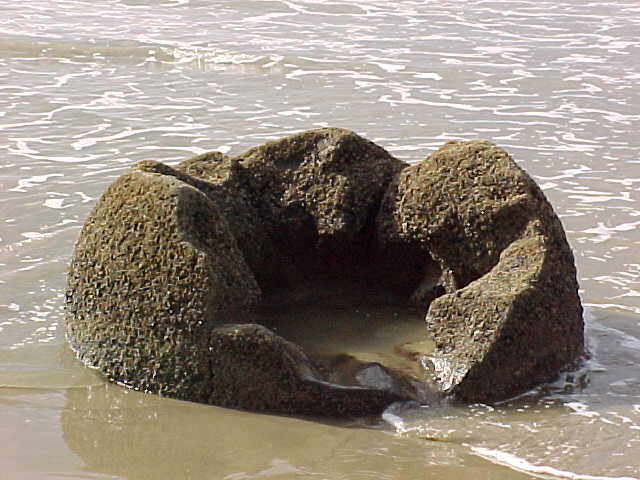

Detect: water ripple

[1,0,640,477]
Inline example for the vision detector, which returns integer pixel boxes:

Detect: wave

[470,446,639,480]
[0,35,291,71]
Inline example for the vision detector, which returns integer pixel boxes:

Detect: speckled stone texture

[65,160,260,402]
[66,128,410,416]
[66,130,584,414]
[234,127,406,300]
[377,140,584,402]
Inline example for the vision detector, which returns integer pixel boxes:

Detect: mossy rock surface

[66,129,584,415]
[377,140,584,401]
[65,160,260,401]
[234,128,406,299]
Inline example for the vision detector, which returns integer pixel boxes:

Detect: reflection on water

[1,0,640,478]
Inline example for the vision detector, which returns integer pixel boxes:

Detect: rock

[207,324,406,416]
[175,151,286,292]
[377,140,584,402]
[234,127,406,301]
[65,160,260,402]
[66,131,584,415]
[66,129,413,416]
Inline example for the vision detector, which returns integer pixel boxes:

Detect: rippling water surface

[1,1,639,479]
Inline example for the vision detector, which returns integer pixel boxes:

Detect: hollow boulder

[65,129,584,415]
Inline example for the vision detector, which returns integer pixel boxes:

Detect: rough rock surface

[66,129,584,415]
[207,323,406,416]
[377,140,584,402]
[65,160,260,402]
[234,128,406,300]
[66,128,411,416]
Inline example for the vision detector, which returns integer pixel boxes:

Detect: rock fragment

[377,140,584,401]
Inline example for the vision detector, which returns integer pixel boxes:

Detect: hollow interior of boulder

[236,194,445,397]
[178,142,452,399]
[258,300,434,382]
[251,235,443,404]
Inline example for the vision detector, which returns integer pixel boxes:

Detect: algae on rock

[65,160,259,402]
[234,128,406,301]
[65,128,584,416]
[377,140,584,401]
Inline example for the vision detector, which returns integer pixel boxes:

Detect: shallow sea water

[1,0,639,478]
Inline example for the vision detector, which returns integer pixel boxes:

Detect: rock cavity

[65,128,584,416]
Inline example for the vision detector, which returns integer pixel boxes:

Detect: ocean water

[1,1,639,478]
